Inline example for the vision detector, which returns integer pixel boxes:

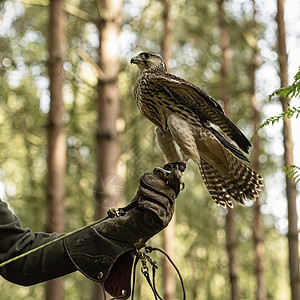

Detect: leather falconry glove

[64,163,185,299]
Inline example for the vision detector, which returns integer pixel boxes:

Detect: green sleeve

[0,199,76,286]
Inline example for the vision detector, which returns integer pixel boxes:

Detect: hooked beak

[130,56,142,65]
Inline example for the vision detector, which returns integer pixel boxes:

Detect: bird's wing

[147,72,251,153]
[208,127,250,162]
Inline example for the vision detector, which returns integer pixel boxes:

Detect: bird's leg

[167,114,201,165]
[155,127,182,162]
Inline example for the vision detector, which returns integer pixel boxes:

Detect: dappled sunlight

[0,0,299,299]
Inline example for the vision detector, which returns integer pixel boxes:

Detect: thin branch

[95,0,103,20]
[65,3,97,23]
[21,0,48,7]
[77,48,104,79]
[21,0,97,23]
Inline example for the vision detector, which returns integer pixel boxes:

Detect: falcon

[130,52,263,208]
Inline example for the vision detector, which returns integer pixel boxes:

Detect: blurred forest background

[0,0,299,299]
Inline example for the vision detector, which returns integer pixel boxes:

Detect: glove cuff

[64,226,135,298]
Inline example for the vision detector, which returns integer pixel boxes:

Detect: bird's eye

[142,53,151,59]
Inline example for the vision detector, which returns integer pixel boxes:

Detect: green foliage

[259,105,300,129]
[0,0,295,299]
[282,165,300,183]
[269,66,300,99]
[259,66,300,130]
[259,66,300,183]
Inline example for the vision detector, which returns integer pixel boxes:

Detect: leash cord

[0,201,139,269]
[130,245,186,300]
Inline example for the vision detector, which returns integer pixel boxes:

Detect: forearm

[0,200,76,286]
[0,164,183,295]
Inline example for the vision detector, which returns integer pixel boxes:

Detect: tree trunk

[93,0,122,299]
[160,1,176,300]
[162,218,176,300]
[276,1,300,299]
[46,0,66,300]
[161,0,171,68]
[251,55,266,300]
[218,1,239,299]
[226,209,239,300]
[218,0,231,115]
[250,2,266,299]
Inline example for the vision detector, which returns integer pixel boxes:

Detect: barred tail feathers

[199,155,263,208]
[199,159,234,208]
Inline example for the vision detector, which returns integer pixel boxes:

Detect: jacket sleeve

[0,199,76,286]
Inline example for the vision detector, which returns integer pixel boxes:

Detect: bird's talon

[163,161,186,173]
[180,182,185,191]
[153,167,170,181]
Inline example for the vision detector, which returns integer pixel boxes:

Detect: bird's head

[130,52,167,72]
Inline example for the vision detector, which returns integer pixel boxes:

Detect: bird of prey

[130,52,263,208]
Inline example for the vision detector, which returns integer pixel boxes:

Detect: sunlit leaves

[0,0,298,299]
[259,66,300,131]
[259,105,300,129]
[259,66,300,184]
[269,66,300,100]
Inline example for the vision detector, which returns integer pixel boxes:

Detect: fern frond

[258,106,300,130]
[282,165,300,183]
[269,67,300,100]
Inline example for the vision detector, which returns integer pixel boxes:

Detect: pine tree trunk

[250,2,266,298]
[161,1,176,299]
[46,0,66,299]
[163,218,176,300]
[218,1,239,299]
[276,1,300,299]
[218,0,231,114]
[161,0,171,66]
[226,209,239,300]
[93,0,122,299]
[251,61,266,300]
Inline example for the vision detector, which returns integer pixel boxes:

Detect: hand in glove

[64,163,185,298]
